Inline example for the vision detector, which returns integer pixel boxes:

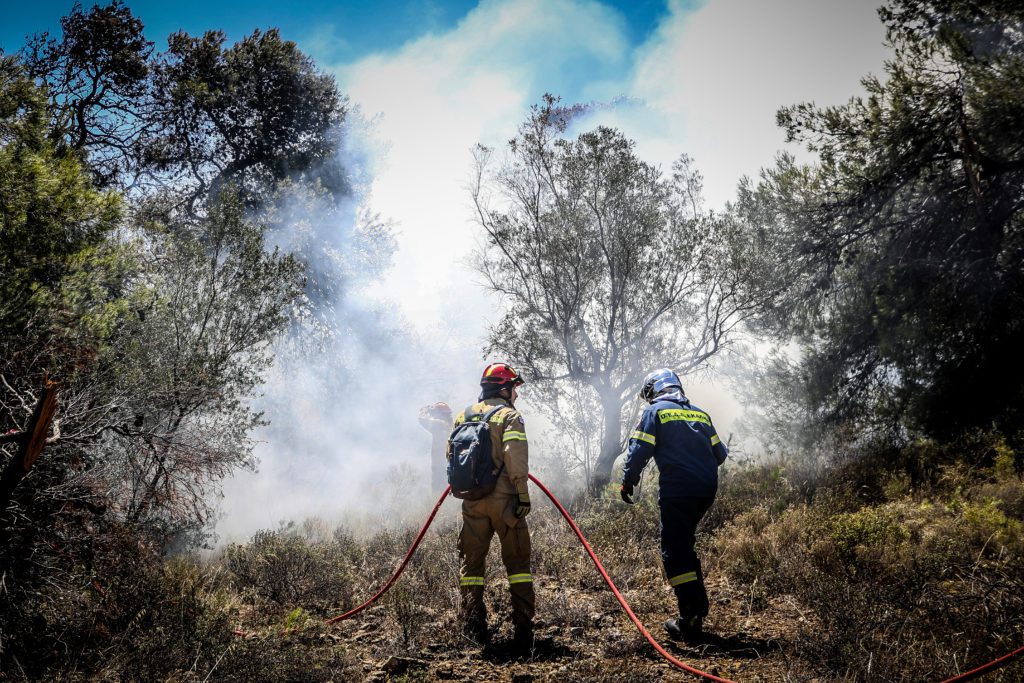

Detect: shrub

[713,504,818,587]
[98,556,236,681]
[819,504,911,575]
[714,489,1024,681]
[957,499,1024,557]
[1,519,237,682]
[704,461,791,531]
[225,523,357,613]
[968,445,1024,521]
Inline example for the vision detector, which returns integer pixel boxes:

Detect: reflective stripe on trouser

[659,495,715,619]
[458,493,535,630]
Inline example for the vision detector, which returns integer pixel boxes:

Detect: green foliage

[823,505,912,569]
[283,606,314,630]
[703,461,792,531]
[226,523,358,613]
[0,6,370,681]
[742,0,1024,442]
[972,451,1024,520]
[20,0,152,185]
[993,437,1017,478]
[21,3,347,209]
[3,446,1014,681]
[146,27,346,208]
[0,56,122,336]
[0,519,235,680]
[0,189,308,544]
[957,498,1024,555]
[2,34,311,677]
[714,436,1024,680]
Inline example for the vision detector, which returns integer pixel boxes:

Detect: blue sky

[1,0,670,70]
[1,1,479,57]
[0,0,679,112]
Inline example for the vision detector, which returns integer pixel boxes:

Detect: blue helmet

[639,368,683,403]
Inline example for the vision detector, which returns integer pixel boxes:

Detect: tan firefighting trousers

[458,492,534,630]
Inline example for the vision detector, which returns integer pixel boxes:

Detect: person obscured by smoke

[418,402,453,493]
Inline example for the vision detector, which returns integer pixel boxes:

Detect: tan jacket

[451,397,529,496]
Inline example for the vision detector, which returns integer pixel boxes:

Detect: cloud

[333,0,890,335]
[575,0,891,208]
[334,0,632,331]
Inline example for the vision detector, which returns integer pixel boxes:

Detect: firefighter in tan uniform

[452,362,534,649]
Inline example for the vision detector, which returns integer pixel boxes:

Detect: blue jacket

[621,393,728,499]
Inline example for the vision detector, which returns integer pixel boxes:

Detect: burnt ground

[221,492,832,683]
[246,572,814,682]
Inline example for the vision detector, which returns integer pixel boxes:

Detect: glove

[514,492,531,518]
[620,483,635,505]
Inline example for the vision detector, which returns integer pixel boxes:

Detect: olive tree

[472,97,767,490]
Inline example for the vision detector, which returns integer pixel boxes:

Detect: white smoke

[212,0,891,541]
[213,110,488,542]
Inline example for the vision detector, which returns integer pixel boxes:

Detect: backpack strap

[463,404,507,424]
[482,405,506,423]
[483,405,509,475]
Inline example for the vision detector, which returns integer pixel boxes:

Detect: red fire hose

[940,644,1024,683]
[526,475,737,682]
[324,484,452,625]
[314,476,1022,682]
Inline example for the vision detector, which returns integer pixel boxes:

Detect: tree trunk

[589,390,624,494]
[0,381,59,517]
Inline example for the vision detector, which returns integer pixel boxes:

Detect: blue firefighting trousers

[660,496,715,619]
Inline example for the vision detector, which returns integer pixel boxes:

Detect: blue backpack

[447,405,506,500]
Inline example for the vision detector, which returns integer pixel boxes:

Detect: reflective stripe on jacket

[622,397,727,498]
[452,398,529,496]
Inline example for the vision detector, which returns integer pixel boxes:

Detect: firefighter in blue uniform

[619,368,728,642]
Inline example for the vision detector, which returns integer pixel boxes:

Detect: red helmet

[480,362,525,388]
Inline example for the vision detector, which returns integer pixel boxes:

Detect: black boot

[664,615,703,643]
[462,618,489,645]
[511,622,534,654]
